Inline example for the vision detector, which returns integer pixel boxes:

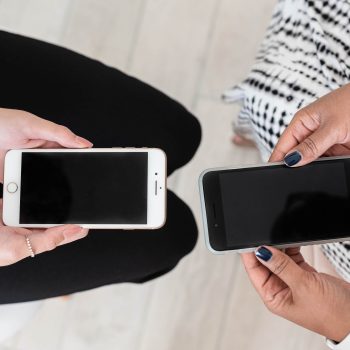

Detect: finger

[27,225,89,255]
[0,227,34,265]
[22,140,65,149]
[255,246,306,288]
[39,141,64,149]
[0,225,88,266]
[25,114,93,149]
[241,252,271,287]
[324,143,350,157]
[241,252,288,304]
[9,224,88,238]
[284,247,316,272]
[283,125,337,167]
[43,225,89,246]
[19,139,65,149]
[20,139,47,149]
[269,109,320,162]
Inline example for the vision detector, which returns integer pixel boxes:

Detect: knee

[177,106,202,166]
[133,78,202,171]
[164,191,198,263]
[165,103,202,171]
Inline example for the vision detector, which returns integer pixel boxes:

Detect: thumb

[255,246,305,287]
[26,114,93,148]
[284,126,335,167]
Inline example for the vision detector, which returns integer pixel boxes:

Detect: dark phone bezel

[201,157,350,252]
[202,170,227,251]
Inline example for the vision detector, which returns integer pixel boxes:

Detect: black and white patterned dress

[224,0,350,281]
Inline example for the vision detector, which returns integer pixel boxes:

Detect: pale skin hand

[244,85,350,341]
[270,83,350,165]
[0,107,93,181]
[242,247,350,342]
[0,198,89,266]
[0,107,93,266]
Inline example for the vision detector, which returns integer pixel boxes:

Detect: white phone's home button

[7,182,18,193]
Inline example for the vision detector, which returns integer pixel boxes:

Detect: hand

[0,108,93,181]
[242,247,350,342]
[0,108,92,265]
[0,200,89,266]
[269,83,350,166]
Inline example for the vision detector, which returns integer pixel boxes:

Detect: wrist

[327,322,350,343]
[327,332,350,349]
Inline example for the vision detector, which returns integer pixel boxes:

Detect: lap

[0,30,201,174]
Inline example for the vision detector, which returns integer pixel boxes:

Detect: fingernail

[63,225,83,235]
[284,151,302,167]
[75,136,93,147]
[255,246,273,262]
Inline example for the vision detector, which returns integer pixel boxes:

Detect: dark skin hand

[243,84,350,342]
[242,247,350,342]
[269,83,350,166]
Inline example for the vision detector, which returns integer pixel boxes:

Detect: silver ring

[25,236,35,258]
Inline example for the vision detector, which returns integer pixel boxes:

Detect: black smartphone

[199,156,350,253]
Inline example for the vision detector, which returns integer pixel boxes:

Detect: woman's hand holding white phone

[0,108,167,266]
[0,107,94,183]
[0,108,94,265]
[0,217,89,266]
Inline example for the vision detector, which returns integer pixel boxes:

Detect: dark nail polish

[284,151,302,167]
[255,247,272,262]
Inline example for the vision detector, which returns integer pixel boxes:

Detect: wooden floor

[0,0,328,349]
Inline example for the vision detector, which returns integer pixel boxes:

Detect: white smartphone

[3,148,166,229]
[199,156,350,254]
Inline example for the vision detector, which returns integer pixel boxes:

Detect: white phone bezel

[199,155,350,254]
[3,148,166,229]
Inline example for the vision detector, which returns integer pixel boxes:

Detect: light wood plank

[128,0,220,108]
[0,0,71,43]
[60,284,154,350]
[198,0,277,99]
[59,0,145,70]
[218,263,328,350]
[14,299,69,350]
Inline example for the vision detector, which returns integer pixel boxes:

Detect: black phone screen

[203,159,350,250]
[20,152,148,224]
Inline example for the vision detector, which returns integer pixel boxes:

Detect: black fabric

[0,31,201,303]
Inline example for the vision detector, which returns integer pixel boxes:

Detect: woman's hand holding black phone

[269,83,350,166]
[243,84,350,345]
[242,246,350,342]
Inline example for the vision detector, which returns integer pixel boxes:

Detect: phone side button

[7,182,18,193]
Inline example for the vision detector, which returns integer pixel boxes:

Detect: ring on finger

[25,235,35,258]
